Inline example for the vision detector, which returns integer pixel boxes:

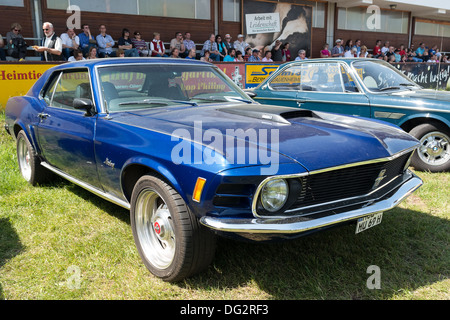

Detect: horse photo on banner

[243,0,312,60]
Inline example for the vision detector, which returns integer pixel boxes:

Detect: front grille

[284,151,412,215]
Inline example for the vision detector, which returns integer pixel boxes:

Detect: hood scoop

[219,105,318,124]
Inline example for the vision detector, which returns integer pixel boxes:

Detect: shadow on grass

[0,218,24,300]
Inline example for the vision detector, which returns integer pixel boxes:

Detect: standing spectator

[282,43,291,62]
[34,22,63,61]
[271,40,283,62]
[131,31,149,56]
[183,32,195,55]
[224,34,234,52]
[331,39,344,57]
[248,49,261,62]
[0,34,6,60]
[78,24,97,57]
[320,43,331,58]
[223,48,237,62]
[86,46,97,60]
[373,40,382,57]
[118,28,139,57]
[6,22,27,60]
[201,34,220,61]
[150,32,166,57]
[96,24,116,58]
[295,49,308,60]
[60,28,80,60]
[233,34,249,56]
[170,32,186,58]
[262,50,273,62]
[216,34,227,60]
[185,48,197,59]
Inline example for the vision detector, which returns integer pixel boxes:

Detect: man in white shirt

[60,28,80,60]
[33,22,63,61]
[233,34,249,56]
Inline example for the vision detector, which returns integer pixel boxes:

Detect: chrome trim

[251,146,417,218]
[40,162,131,210]
[201,172,422,234]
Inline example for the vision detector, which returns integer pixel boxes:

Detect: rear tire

[409,123,450,172]
[16,130,53,185]
[130,174,216,282]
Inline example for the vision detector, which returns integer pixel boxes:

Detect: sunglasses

[14,29,20,32]
[43,28,49,31]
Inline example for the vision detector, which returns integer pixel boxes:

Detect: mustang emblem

[372,169,387,189]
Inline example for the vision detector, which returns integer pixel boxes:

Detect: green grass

[0,111,449,300]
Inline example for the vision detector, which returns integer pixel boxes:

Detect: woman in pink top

[320,43,331,58]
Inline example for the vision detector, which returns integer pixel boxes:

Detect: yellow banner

[245,64,279,88]
[0,63,58,109]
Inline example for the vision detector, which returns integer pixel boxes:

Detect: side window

[301,63,344,93]
[340,65,359,92]
[50,70,91,110]
[269,65,301,91]
[42,72,61,105]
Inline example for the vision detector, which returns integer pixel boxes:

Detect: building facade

[1,0,449,58]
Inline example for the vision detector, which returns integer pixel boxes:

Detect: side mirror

[73,98,95,116]
[244,90,257,98]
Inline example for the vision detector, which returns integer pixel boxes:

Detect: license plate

[355,212,383,234]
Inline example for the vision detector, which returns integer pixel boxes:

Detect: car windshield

[97,64,252,112]
[352,60,420,92]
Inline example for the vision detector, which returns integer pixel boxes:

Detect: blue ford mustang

[250,58,450,172]
[5,58,422,281]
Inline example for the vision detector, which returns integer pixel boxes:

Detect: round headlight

[260,179,289,213]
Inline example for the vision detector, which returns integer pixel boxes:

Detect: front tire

[130,175,216,282]
[409,123,450,172]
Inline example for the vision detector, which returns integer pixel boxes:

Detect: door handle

[38,113,50,120]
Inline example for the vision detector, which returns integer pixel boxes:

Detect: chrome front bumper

[200,172,422,234]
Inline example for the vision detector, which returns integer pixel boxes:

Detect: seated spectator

[224,34,234,52]
[78,24,97,57]
[352,39,361,56]
[68,49,85,61]
[320,43,331,58]
[388,54,396,63]
[223,48,237,62]
[248,49,261,62]
[344,47,356,58]
[427,54,438,63]
[398,44,406,57]
[201,34,220,61]
[271,40,283,61]
[331,39,344,57]
[415,43,427,61]
[262,50,273,62]
[60,28,80,60]
[86,46,97,59]
[381,41,390,55]
[170,32,186,58]
[200,50,213,62]
[183,32,196,55]
[233,34,249,56]
[236,50,244,62]
[185,47,197,59]
[282,43,291,61]
[442,55,449,63]
[243,47,252,61]
[131,31,149,56]
[295,49,308,60]
[394,49,401,62]
[96,24,116,58]
[359,45,368,58]
[170,48,181,58]
[216,34,227,60]
[150,32,167,57]
[6,22,27,60]
[118,28,139,57]
[0,34,6,61]
[117,48,125,57]
[344,39,353,52]
[385,46,395,61]
[373,40,382,58]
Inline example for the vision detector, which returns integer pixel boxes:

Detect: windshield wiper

[379,86,400,91]
[119,99,197,107]
[194,96,253,104]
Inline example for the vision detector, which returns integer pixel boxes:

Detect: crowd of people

[320,38,449,64]
[0,21,449,64]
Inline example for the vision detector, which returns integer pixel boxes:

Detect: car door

[36,68,101,189]
[294,62,371,118]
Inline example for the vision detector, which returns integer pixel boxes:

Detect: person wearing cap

[224,33,234,52]
[234,34,249,56]
[248,48,261,62]
[331,39,344,57]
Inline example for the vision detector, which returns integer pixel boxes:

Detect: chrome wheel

[17,135,32,181]
[134,188,176,270]
[417,131,450,167]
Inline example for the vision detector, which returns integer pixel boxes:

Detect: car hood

[390,89,450,105]
[113,103,419,172]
